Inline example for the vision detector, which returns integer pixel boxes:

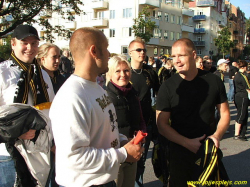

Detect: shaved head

[172,38,196,53]
[70,27,107,61]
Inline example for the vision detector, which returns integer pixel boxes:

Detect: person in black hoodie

[106,55,146,187]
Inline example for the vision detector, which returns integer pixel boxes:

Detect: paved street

[142,76,250,187]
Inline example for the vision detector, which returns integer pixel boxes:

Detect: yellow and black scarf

[11,51,50,105]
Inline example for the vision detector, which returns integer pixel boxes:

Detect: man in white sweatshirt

[50,27,144,187]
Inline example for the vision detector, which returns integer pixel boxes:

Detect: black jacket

[106,82,141,138]
[0,105,47,187]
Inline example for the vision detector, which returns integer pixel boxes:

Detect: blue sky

[228,0,250,19]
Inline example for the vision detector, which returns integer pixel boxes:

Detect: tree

[214,27,234,58]
[0,35,11,60]
[0,0,83,41]
[132,6,156,43]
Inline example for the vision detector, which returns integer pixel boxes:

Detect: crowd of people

[0,24,249,187]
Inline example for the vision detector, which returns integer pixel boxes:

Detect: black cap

[160,56,166,59]
[12,25,40,40]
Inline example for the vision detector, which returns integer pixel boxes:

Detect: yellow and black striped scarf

[11,51,50,105]
[190,138,230,187]
[240,72,250,89]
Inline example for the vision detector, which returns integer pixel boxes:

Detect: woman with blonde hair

[106,55,146,187]
[37,43,66,94]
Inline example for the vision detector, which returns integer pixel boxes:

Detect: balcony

[91,0,108,9]
[139,0,160,8]
[196,0,216,7]
[218,20,226,27]
[193,41,205,46]
[181,24,194,33]
[148,38,160,45]
[193,15,206,21]
[182,8,194,17]
[150,17,159,26]
[91,18,108,27]
[64,21,76,29]
[194,28,206,33]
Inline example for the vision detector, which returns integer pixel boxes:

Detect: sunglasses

[130,48,147,53]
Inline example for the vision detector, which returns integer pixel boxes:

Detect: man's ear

[89,45,97,59]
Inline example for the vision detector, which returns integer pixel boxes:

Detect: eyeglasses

[130,48,147,53]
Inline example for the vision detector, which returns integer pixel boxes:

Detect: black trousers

[234,96,249,136]
[168,143,196,187]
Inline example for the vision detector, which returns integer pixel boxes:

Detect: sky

[228,0,250,19]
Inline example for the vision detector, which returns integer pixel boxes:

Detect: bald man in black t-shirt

[156,38,230,187]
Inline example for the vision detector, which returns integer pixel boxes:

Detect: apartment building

[225,1,246,59]
[189,0,227,59]
[34,0,194,57]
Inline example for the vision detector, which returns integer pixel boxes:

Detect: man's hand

[208,134,220,148]
[184,134,206,153]
[123,138,144,162]
[18,129,36,140]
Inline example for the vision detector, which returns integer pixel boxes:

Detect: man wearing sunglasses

[128,37,160,187]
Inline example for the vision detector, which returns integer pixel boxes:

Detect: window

[164,30,168,39]
[160,48,164,55]
[158,11,162,21]
[122,27,132,37]
[176,33,180,40]
[110,10,115,19]
[170,32,175,40]
[165,13,169,22]
[177,16,182,25]
[197,10,203,15]
[159,29,162,38]
[153,11,156,18]
[171,0,175,6]
[123,8,132,18]
[197,48,202,55]
[110,29,115,37]
[121,46,128,54]
[154,48,158,55]
[211,23,213,30]
[98,11,104,19]
[178,0,182,8]
[197,35,202,41]
[171,15,175,23]
[165,48,170,55]
[154,28,159,38]
[196,22,202,28]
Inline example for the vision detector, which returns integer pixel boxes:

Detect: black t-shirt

[214,70,224,82]
[229,66,239,79]
[156,69,227,139]
[234,72,249,98]
[130,64,159,124]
